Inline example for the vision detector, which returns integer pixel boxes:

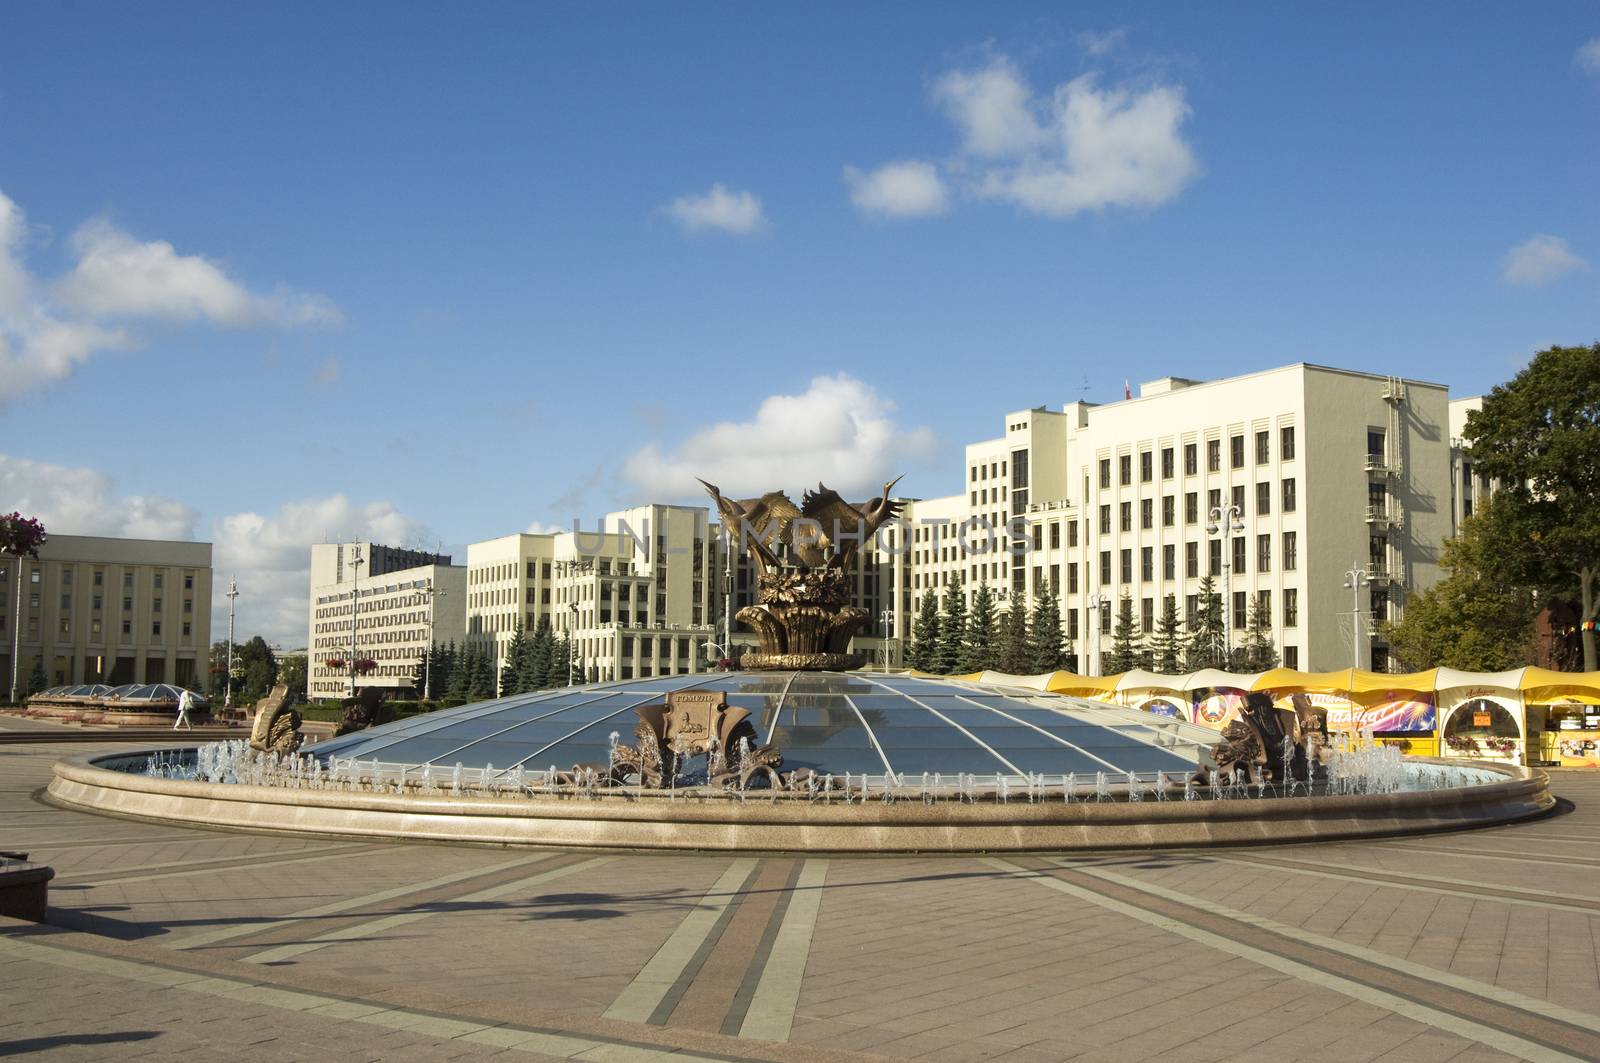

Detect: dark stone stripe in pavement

[648,859,764,1026]
[721,859,804,1037]
[1031,857,1600,1061]
[669,858,795,1034]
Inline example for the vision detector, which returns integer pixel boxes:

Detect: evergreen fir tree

[1151,595,1185,675]
[996,597,1032,674]
[935,574,968,674]
[1105,592,1144,673]
[552,632,574,685]
[500,621,530,695]
[963,583,999,672]
[907,594,941,672]
[521,617,555,690]
[443,640,471,702]
[1186,575,1228,671]
[429,641,455,700]
[467,642,497,701]
[1241,595,1280,671]
[1027,583,1067,673]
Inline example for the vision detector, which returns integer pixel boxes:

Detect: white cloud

[851,52,1199,223]
[56,219,341,327]
[213,494,433,644]
[2,449,434,645]
[524,520,565,535]
[843,161,949,218]
[621,373,938,499]
[1502,234,1587,286]
[0,453,199,541]
[1577,38,1600,75]
[933,57,1043,158]
[942,62,1199,218]
[665,184,767,235]
[0,187,340,405]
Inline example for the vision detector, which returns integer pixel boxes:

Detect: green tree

[443,641,471,702]
[1383,507,1538,670]
[1462,343,1600,669]
[234,636,277,702]
[1240,595,1280,672]
[996,598,1032,674]
[429,640,456,701]
[552,631,574,685]
[467,642,497,701]
[278,654,308,699]
[1150,595,1185,674]
[1186,575,1228,671]
[935,574,968,674]
[500,621,530,695]
[907,594,941,672]
[521,618,555,690]
[1027,582,1067,673]
[963,583,999,672]
[27,657,48,695]
[1104,592,1143,674]
[1,513,47,702]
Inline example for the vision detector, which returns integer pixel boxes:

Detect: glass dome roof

[105,683,206,704]
[314,671,1199,779]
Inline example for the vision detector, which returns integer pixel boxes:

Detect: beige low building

[885,363,1462,674]
[2,534,212,694]
[307,542,466,699]
[466,505,720,685]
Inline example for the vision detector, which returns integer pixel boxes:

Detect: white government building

[306,542,466,699]
[305,361,1494,694]
[883,363,1484,674]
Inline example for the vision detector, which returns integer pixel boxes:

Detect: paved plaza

[4,732,1600,1062]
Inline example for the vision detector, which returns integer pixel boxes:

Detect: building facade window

[1119,502,1132,532]
[1184,492,1198,524]
[1255,430,1270,464]
[1184,443,1198,476]
[1119,454,1132,486]
[1282,477,1297,512]
[1161,447,1174,479]
[1284,588,1299,627]
[1140,451,1153,483]
[1141,547,1153,581]
[1230,434,1245,469]
[1281,425,1295,460]
[1099,504,1111,534]
[1140,499,1153,530]
[1256,482,1271,516]
[1099,458,1111,489]
[1185,542,1198,579]
[1232,536,1246,574]
[1257,533,1271,572]
[1207,439,1221,473]
[1162,495,1174,527]
[1162,544,1176,581]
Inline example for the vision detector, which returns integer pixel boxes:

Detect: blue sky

[2,3,1596,641]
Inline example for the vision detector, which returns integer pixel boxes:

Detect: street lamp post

[723,530,733,669]
[1342,561,1370,671]
[224,577,239,709]
[1087,593,1109,675]
[566,601,579,685]
[347,546,364,699]
[417,582,445,700]
[879,608,894,671]
[10,554,23,703]
[1206,504,1245,668]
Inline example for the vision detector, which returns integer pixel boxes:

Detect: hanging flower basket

[353,658,378,676]
[324,658,346,670]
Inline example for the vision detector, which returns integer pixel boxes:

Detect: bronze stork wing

[699,479,780,570]
[801,483,869,567]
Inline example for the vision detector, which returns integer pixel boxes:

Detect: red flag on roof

[1124,379,1132,400]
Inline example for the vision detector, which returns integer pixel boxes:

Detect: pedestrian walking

[174,687,195,731]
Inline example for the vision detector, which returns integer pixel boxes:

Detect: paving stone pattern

[4,738,1600,1061]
